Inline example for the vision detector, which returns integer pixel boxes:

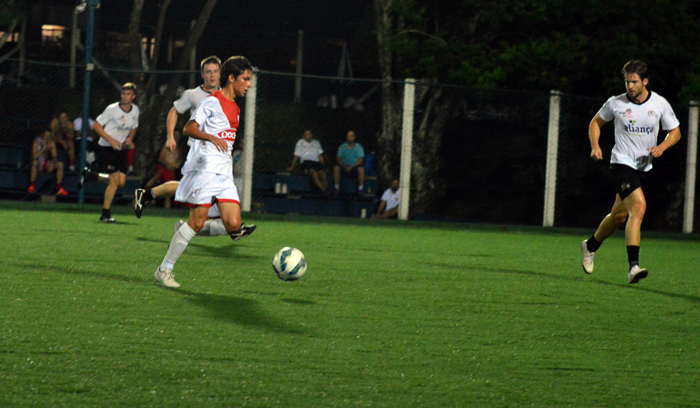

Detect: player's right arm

[588,113,606,161]
[165,106,180,152]
[183,120,228,153]
[93,121,121,150]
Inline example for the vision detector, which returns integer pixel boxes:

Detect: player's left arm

[648,126,681,158]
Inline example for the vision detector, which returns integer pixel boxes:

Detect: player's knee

[223,217,241,233]
[612,211,627,224]
[189,217,206,232]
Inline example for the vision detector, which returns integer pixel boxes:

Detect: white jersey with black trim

[173,85,217,115]
[95,102,139,149]
[597,91,680,171]
[181,91,240,178]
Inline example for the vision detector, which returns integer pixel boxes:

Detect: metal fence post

[543,90,561,227]
[242,68,258,212]
[399,78,415,221]
[78,0,98,205]
[683,100,699,233]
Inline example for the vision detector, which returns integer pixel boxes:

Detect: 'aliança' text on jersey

[598,91,679,171]
[96,102,139,149]
[180,91,239,178]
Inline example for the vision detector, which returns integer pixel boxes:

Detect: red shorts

[157,165,176,182]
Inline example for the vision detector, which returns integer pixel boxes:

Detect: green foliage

[372,0,700,99]
[2,201,700,406]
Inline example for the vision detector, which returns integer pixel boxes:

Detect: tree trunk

[373,0,401,183]
[127,0,145,71]
[131,0,218,180]
[411,82,450,215]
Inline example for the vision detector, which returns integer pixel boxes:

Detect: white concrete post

[242,68,258,212]
[398,78,415,221]
[543,90,561,227]
[683,101,699,233]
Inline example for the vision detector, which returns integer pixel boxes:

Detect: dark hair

[122,82,137,92]
[622,60,649,80]
[200,55,221,71]
[220,56,252,88]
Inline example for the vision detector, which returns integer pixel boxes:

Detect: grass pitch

[1,201,699,407]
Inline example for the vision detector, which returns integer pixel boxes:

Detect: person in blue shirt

[333,130,365,195]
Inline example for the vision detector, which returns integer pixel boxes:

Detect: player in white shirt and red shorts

[154,56,255,288]
[580,60,681,284]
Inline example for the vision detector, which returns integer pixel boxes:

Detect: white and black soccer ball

[272,247,307,281]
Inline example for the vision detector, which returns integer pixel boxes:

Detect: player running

[155,56,254,288]
[580,60,681,284]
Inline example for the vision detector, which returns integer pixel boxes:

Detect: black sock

[586,235,602,252]
[627,245,640,267]
[101,208,110,218]
[142,189,156,204]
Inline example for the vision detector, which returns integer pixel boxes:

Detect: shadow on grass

[13,261,310,334]
[135,237,267,260]
[441,262,700,304]
[14,261,151,285]
[175,289,309,334]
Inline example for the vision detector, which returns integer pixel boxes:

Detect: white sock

[161,222,196,270]
[335,184,340,190]
[196,219,228,237]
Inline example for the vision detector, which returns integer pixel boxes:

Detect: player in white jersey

[91,83,139,223]
[154,56,254,288]
[580,61,681,284]
[134,56,221,215]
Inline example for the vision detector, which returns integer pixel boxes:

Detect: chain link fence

[1,58,698,232]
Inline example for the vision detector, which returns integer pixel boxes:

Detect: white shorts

[175,171,240,211]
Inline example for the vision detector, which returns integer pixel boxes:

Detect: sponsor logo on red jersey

[217,129,237,141]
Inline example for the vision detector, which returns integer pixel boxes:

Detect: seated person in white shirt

[374,179,400,219]
[287,129,329,194]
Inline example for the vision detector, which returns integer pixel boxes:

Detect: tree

[123,0,218,179]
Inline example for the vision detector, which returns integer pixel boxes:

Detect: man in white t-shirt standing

[134,56,221,217]
[581,60,681,284]
[374,179,400,219]
[92,83,139,223]
[154,56,254,288]
[288,129,328,194]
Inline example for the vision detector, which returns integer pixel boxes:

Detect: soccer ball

[272,247,307,281]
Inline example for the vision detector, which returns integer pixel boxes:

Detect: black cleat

[230,223,257,241]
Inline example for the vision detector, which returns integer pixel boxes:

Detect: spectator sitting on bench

[28,130,68,195]
[287,129,329,194]
[333,130,365,195]
[50,111,76,171]
[373,179,400,219]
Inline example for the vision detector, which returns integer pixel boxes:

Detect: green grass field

[1,200,699,407]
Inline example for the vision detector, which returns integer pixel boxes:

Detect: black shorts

[610,164,647,200]
[97,146,129,174]
[339,165,360,178]
[300,161,325,173]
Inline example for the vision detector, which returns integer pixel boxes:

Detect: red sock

[56,183,62,189]
[30,182,35,188]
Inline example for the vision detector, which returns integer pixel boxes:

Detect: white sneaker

[154,267,181,288]
[173,220,185,236]
[628,265,648,284]
[581,240,595,274]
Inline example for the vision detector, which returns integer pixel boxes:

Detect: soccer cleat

[581,240,595,274]
[173,219,185,236]
[28,185,35,193]
[628,265,648,284]
[134,188,146,219]
[230,223,257,241]
[100,215,116,223]
[56,187,68,196]
[154,267,181,288]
